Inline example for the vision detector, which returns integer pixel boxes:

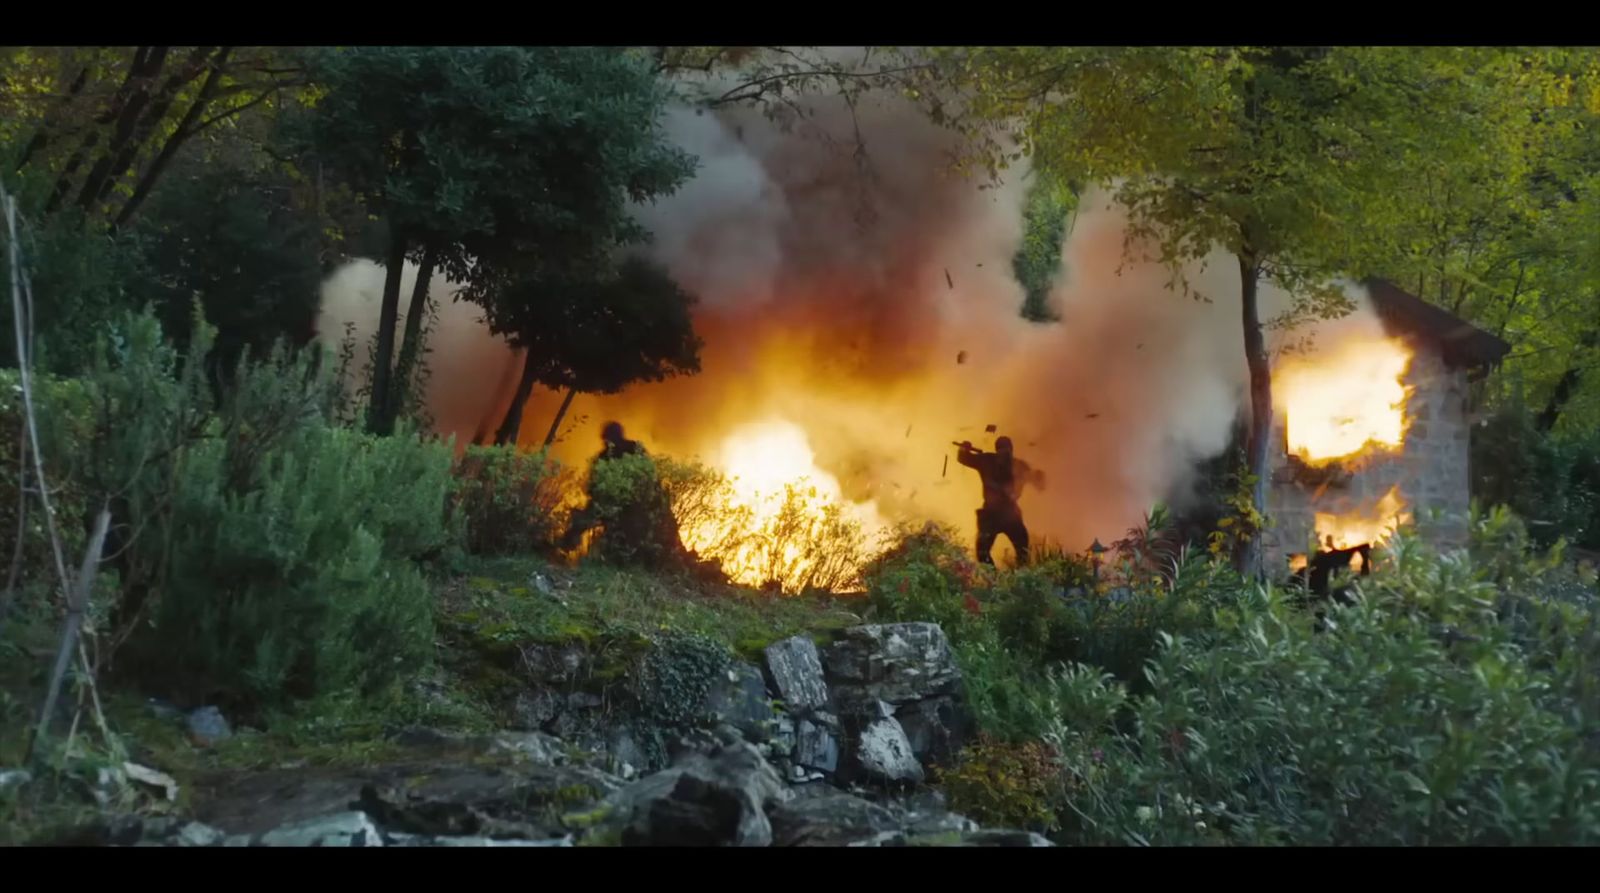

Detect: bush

[23,307,459,714]
[125,423,451,711]
[583,451,686,570]
[862,523,986,635]
[452,445,577,556]
[940,737,1062,832]
[0,369,94,611]
[1472,401,1600,550]
[658,456,873,593]
[1030,534,1600,846]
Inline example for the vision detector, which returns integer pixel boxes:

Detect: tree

[917,46,1557,576]
[3,47,312,231]
[484,256,703,446]
[295,46,695,436]
[125,152,325,373]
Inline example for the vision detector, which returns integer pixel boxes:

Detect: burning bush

[657,455,876,594]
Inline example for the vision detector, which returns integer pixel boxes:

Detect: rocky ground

[4,560,1050,846]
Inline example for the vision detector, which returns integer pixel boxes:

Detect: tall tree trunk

[543,387,579,448]
[85,46,214,211]
[112,48,232,231]
[44,47,157,216]
[494,352,542,446]
[73,46,171,212]
[368,230,408,436]
[391,244,437,423]
[1237,251,1271,580]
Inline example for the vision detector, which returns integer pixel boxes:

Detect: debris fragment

[956,350,968,365]
[984,424,997,433]
[123,762,179,802]
[945,269,954,290]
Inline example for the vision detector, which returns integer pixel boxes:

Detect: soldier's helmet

[994,436,1014,455]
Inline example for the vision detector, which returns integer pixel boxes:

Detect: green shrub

[36,308,459,713]
[940,736,1062,832]
[125,422,452,710]
[862,523,985,637]
[583,451,685,569]
[1038,539,1600,846]
[1472,401,1600,551]
[452,445,576,556]
[0,369,94,610]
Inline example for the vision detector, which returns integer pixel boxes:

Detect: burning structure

[1265,279,1510,576]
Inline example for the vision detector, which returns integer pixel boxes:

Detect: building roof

[1362,278,1511,370]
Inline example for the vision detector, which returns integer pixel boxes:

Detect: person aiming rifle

[954,435,1046,567]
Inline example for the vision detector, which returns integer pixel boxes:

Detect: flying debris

[956,350,968,365]
[945,268,954,289]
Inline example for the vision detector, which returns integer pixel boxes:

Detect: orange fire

[679,419,889,590]
[1275,334,1414,467]
[1314,485,1412,551]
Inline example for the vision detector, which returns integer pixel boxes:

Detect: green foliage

[1011,170,1076,322]
[1472,400,1600,550]
[0,370,93,604]
[19,307,454,714]
[124,154,325,371]
[0,161,148,374]
[939,737,1062,832]
[631,631,735,732]
[452,445,577,556]
[486,255,703,395]
[583,451,685,570]
[293,46,698,433]
[118,343,455,711]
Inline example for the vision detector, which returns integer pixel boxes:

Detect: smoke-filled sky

[317,74,1390,554]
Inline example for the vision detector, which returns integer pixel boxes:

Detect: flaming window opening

[1275,334,1415,468]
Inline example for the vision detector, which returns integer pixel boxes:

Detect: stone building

[1263,279,1510,573]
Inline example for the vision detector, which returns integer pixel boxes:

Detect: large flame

[1315,485,1412,551]
[1276,334,1414,467]
[680,419,889,590]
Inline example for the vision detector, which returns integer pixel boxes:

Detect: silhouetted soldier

[956,435,1046,567]
[562,421,686,566]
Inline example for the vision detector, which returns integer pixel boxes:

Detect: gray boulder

[824,623,962,706]
[186,706,233,746]
[764,635,830,713]
[255,812,385,847]
[767,789,901,846]
[853,715,924,784]
[792,719,840,774]
[703,661,778,742]
[602,738,787,846]
[892,695,973,767]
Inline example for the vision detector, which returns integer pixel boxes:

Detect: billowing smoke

[316,75,1388,556]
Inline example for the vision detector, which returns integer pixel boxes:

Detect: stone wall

[1263,337,1473,574]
